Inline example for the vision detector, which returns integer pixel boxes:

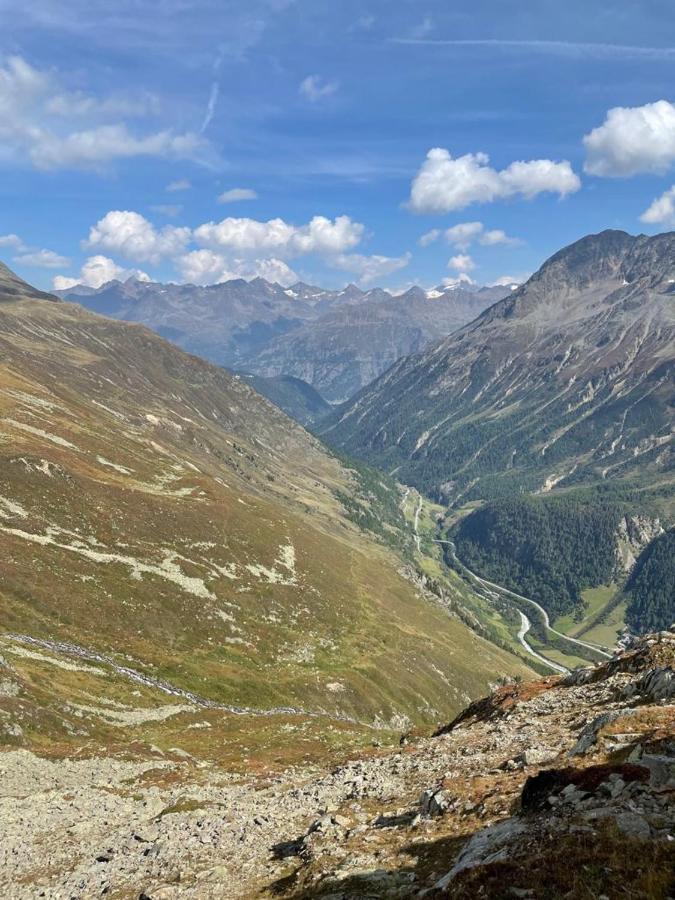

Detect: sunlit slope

[0,275,532,749]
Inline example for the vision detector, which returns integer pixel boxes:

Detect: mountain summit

[321,230,675,501]
[55,276,514,404]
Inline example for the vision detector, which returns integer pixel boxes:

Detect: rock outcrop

[1,629,672,898]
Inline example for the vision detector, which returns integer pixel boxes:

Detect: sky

[2,0,675,292]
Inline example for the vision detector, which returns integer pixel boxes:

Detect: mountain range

[322,230,675,504]
[55,277,515,404]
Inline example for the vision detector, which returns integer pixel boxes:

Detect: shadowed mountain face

[238,372,332,426]
[0,262,532,761]
[56,278,513,404]
[0,262,60,304]
[321,231,675,502]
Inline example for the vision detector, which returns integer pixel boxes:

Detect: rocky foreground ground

[1,630,673,899]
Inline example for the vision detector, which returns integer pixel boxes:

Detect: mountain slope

[238,372,332,426]
[244,285,506,403]
[2,627,671,898]
[322,230,675,502]
[0,261,60,304]
[0,264,534,763]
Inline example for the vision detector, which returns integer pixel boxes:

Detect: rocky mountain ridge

[54,276,514,405]
[322,230,675,501]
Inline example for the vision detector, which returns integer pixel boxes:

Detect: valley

[3,4,675,895]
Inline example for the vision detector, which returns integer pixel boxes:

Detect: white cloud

[408,148,580,213]
[194,214,363,257]
[584,101,675,177]
[166,179,191,192]
[418,229,440,247]
[299,74,339,102]
[640,185,675,225]
[31,125,205,170]
[423,221,521,251]
[76,208,403,289]
[177,250,298,286]
[0,56,208,171]
[14,248,70,268]
[53,255,150,290]
[218,187,258,203]
[442,273,476,288]
[488,274,528,287]
[329,251,412,285]
[444,221,484,249]
[448,253,475,273]
[86,210,191,264]
[0,234,26,250]
[479,228,521,247]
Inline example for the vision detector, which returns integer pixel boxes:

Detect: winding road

[434,539,613,667]
[516,611,568,673]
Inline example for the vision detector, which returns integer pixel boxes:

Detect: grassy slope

[0,291,534,764]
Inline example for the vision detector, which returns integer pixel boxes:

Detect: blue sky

[2,0,675,291]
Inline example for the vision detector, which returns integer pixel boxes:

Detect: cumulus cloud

[448,254,475,273]
[299,75,339,102]
[86,210,191,264]
[489,274,528,287]
[584,101,675,177]
[53,255,150,290]
[418,229,441,247]
[329,251,412,285]
[75,208,404,289]
[480,228,521,246]
[421,221,521,250]
[442,273,476,288]
[14,248,70,268]
[0,234,26,250]
[408,148,580,213]
[177,249,298,286]
[194,214,363,257]
[444,221,484,249]
[640,185,675,225]
[218,188,258,203]
[0,56,208,171]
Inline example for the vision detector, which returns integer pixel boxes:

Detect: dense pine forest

[625,529,675,633]
[452,495,627,619]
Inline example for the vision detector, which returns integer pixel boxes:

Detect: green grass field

[554,584,625,650]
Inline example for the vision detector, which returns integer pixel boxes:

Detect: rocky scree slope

[56,277,510,405]
[322,230,675,502]
[0,262,533,761]
[0,628,672,898]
